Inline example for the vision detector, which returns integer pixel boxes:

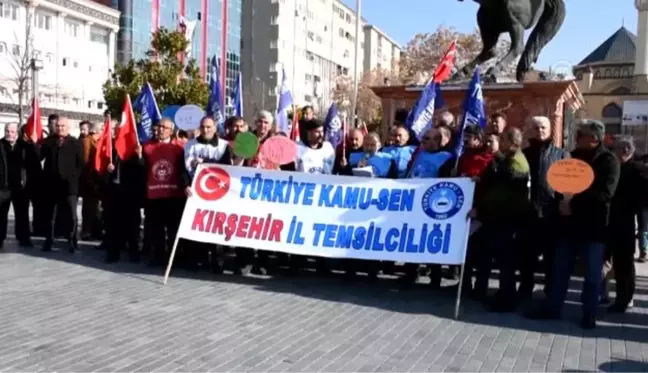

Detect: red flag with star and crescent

[432,40,457,83]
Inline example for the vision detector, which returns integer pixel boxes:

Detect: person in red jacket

[457,125,495,179]
[139,118,190,266]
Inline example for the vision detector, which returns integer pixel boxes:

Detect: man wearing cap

[528,119,620,329]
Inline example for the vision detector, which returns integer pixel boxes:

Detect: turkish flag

[432,40,457,83]
[24,97,43,142]
[290,106,300,142]
[114,94,139,160]
[94,116,113,174]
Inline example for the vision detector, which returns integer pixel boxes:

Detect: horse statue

[454,0,566,82]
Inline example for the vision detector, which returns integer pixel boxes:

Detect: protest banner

[166,164,474,270]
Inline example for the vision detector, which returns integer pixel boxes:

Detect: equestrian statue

[454,0,566,82]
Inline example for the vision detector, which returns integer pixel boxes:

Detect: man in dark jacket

[519,116,569,298]
[529,119,620,329]
[607,135,648,312]
[37,117,84,252]
[0,123,40,248]
[474,127,531,311]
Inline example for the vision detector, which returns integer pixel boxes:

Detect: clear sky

[342,0,637,73]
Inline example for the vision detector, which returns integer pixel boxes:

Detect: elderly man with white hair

[0,122,40,249]
[518,115,569,299]
[606,135,648,313]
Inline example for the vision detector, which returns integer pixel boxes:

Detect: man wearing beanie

[529,119,620,329]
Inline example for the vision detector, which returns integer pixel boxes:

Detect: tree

[0,13,36,126]
[331,63,402,125]
[103,28,209,118]
[398,26,515,84]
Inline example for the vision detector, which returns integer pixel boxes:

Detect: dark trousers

[610,233,636,308]
[519,217,556,296]
[462,228,487,296]
[81,194,101,238]
[475,224,517,303]
[145,198,184,264]
[43,194,78,244]
[0,188,30,242]
[104,191,141,260]
[638,208,648,254]
[547,239,605,319]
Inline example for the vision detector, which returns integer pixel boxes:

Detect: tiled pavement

[2,236,648,372]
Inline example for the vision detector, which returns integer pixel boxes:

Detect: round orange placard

[546,159,595,195]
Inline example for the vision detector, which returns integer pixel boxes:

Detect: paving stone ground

[2,213,648,372]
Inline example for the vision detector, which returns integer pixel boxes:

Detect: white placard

[622,100,648,126]
[174,104,205,130]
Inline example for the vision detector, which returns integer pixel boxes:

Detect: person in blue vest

[343,132,393,279]
[401,125,456,288]
[381,126,416,179]
[333,128,364,175]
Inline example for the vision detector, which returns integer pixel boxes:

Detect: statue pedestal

[371,81,584,148]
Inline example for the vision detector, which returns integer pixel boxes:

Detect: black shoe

[580,316,596,329]
[607,304,627,313]
[637,252,647,263]
[68,241,77,253]
[18,240,33,248]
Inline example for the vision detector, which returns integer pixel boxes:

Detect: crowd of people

[2,106,647,330]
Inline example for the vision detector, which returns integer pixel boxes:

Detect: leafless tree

[0,9,35,126]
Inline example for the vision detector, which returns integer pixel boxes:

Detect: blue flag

[133,82,161,143]
[206,56,225,134]
[232,71,243,117]
[435,84,445,110]
[455,67,486,157]
[405,81,437,141]
[276,67,293,134]
[324,103,343,148]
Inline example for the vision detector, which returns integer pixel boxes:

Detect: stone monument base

[371,81,584,148]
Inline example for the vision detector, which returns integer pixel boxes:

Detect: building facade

[0,0,120,126]
[362,24,400,72]
[115,0,242,111]
[241,0,400,117]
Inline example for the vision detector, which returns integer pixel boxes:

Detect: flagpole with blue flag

[405,79,437,141]
[323,103,343,148]
[232,71,243,117]
[276,67,293,135]
[454,67,486,160]
[133,82,161,143]
[206,56,225,134]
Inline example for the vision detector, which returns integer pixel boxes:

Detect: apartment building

[241,0,400,116]
[363,24,401,73]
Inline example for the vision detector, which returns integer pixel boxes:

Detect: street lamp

[30,57,43,103]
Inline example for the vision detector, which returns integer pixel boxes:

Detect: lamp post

[254,77,266,110]
[30,57,43,104]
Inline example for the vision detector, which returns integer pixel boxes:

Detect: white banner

[177,165,475,265]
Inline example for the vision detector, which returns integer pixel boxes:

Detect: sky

[341,0,637,74]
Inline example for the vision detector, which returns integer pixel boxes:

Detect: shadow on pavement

[598,359,648,372]
[7,239,648,345]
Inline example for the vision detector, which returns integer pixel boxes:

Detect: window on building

[73,98,80,106]
[343,49,349,58]
[62,57,67,67]
[316,35,322,43]
[11,44,19,56]
[34,11,52,30]
[62,96,69,104]
[97,102,104,109]
[90,28,109,44]
[305,74,312,81]
[64,20,80,37]
[0,2,18,20]
[87,100,93,108]
[305,95,312,102]
[0,42,6,54]
[45,94,53,103]
[345,13,351,23]
[72,60,79,68]
[338,28,344,37]
[601,103,622,119]
[306,52,314,61]
[45,53,53,63]
[338,9,344,19]
[308,31,314,40]
[333,4,339,12]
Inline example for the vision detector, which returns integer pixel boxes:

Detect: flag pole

[350,0,361,128]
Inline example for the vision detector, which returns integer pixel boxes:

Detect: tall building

[362,24,400,73]
[241,0,400,116]
[115,0,242,109]
[0,0,120,126]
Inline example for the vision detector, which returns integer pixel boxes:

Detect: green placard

[233,132,260,159]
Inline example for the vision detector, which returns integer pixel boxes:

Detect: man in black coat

[608,135,648,312]
[519,116,569,298]
[0,123,40,248]
[37,116,84,252]
[529,119,620,329]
